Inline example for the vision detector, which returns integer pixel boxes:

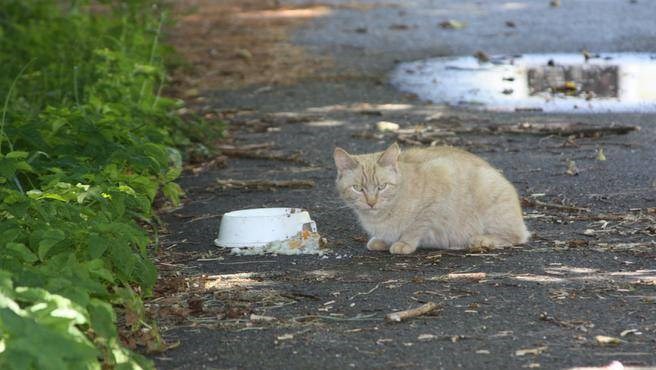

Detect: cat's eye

[351,185,363,192]
[377,183,388,191]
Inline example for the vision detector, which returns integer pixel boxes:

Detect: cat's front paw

[366,238,389,251]
[468,235,505,253]
[389,241,417,255]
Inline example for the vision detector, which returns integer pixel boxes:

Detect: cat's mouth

[360,205,379,212]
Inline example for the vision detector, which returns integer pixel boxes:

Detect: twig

[211,260,277,265]
[441,272,488,282]
[292,314,381,322]
[196,257,225,262]
[487,122,639,137]
[233,151,309,164]
[349,283,381,300]
[395,122,639,146]
[235,327,268,332]
[279,291,321,301]
[216,143,309,164]
[216,142,274,152]
[523,197,591,213]
[250,314,276,322]
[385,302,440,322]
[214,179,315,190]
[185,214,222,223]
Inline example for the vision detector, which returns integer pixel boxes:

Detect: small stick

[293,314,381,322]
[185,214,222,223]
[216,142,274,152]
[523,197,590,213]
[196,257,225,262]
[227,151,309,164]
[385,302,440,322]
[443,272,487,281]
[250,314,276,322]
[349,283,381,300]
[216,143,309,164]
[214,179,315,190]
[211,260,277,265]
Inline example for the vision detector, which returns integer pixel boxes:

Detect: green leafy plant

[0,0,210,368]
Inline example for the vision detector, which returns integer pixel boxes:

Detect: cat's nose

[366,198,377,208]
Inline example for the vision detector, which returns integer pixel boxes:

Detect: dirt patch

[166,0,333,96]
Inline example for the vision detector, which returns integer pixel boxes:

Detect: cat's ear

[377,142,401,168]
[334,147,358,172]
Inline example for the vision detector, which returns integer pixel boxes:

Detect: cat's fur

[334,143,529,254]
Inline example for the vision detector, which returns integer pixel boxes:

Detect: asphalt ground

[153,1,656,369]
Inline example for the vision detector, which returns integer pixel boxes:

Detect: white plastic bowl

[214,208,317,249]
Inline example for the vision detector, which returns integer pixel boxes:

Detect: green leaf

[14,161,33,173]
[161,182,183,206]
[86,259,115,283]
[1,228,21,243]
[88,298,116,339]
[37,229,66,261]
[0,308,99,370]
[5,151,29,160]
[40,193,68,202]
[6,243,38,263]
[164,147,182,181]
[88,234,109,259]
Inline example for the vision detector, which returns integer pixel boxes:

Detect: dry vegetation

[166,0,333,95]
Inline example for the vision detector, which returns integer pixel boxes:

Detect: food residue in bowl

[230,230,329,256]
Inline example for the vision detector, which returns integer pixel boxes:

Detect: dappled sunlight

[198,273,274,291]
[305,269,339,281]
[304,119,345,127]
[433,266,656,286]
[513,266,656,285]
[372,103,415,111]
[168,0,332,92]
[544,266,599,275]
[150,271,301,329]
[513,274,566,283]
[569,362,654,370]
[305,102,414,114]
[501,2,529,11]
[236,6,332,20]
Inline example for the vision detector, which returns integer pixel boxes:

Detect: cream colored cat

[334,143,529,254]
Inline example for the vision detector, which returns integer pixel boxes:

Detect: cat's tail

[517,225,531,244]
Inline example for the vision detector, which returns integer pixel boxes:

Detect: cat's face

[334,143,401,212]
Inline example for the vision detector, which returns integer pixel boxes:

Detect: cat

[333,143,529,254]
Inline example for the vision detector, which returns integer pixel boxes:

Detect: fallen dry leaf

[596,147,607,161]
[439,20,466,29]
[376,121,400,132]
[389,24,410,30]
[474,50,490,63]
[235,48,253,61]
[566,160,579,176]
[595,335,623,345]
[620,329,641,337]
[568,239,589,248]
